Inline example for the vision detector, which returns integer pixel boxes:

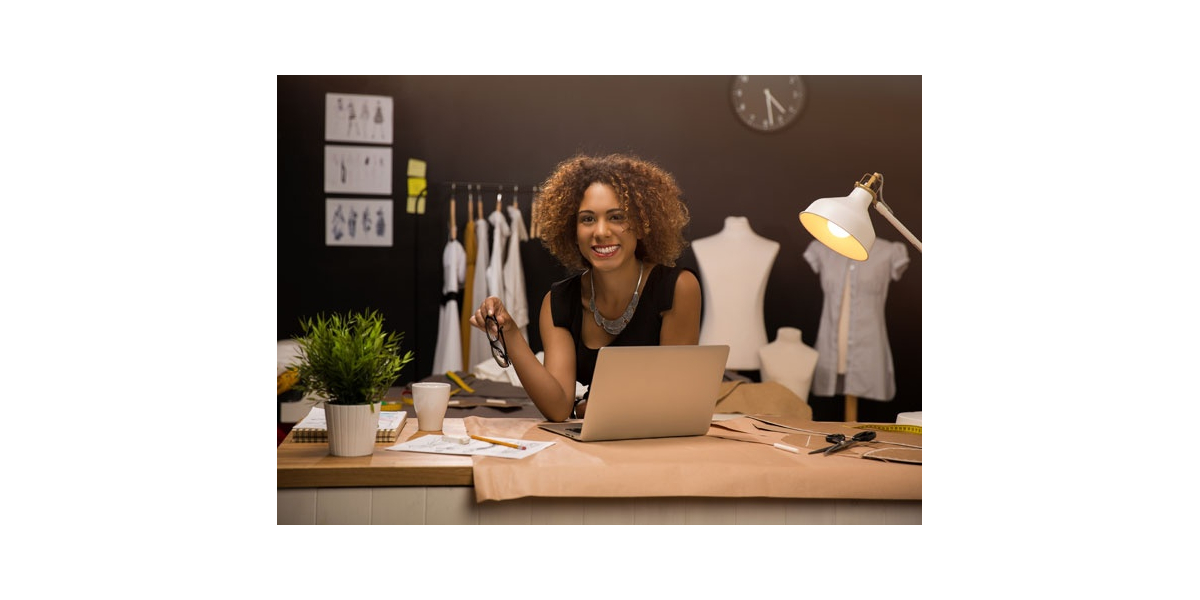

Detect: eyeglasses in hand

[485,315,510,368]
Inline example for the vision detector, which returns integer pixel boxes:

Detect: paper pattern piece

[386,434,554,460]
[325,145,392,194]
[325,93,392,144]
[326,198,392,246]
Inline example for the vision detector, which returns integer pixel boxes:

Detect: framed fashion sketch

[324,145,392,195]
[324,93,393,144]
[325,198,392,247]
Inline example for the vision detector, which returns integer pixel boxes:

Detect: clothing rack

[441,181,541,194]
[442,181,543,238]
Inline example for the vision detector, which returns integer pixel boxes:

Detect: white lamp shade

[799,186,876,261]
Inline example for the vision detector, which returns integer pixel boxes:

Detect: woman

[470,154,702,421]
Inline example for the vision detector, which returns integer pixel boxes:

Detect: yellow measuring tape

[853,423,922,435]
[446,371,475,393]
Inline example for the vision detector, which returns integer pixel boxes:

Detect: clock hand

[766,88,786,116]
[763,88,774,125]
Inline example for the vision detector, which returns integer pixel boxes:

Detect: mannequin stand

[845,394,857,422]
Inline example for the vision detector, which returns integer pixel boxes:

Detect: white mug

[411,382,451,431]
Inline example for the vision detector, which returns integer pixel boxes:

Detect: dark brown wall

[277,75,921,422]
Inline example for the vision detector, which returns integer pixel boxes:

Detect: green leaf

[292,309,416,405]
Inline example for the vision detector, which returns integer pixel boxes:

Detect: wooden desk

[278,418,921,525]
[278,430,472,488]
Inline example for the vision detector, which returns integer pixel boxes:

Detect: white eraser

[443,435,470,445]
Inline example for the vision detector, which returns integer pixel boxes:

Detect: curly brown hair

[534,153,690,272]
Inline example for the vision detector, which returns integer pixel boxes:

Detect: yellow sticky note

[416,196,426,214]
[407,177,427,197]
[406,197,417,214]
[407,159,426,178]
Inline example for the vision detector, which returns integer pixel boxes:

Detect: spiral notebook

[290,407,407,443]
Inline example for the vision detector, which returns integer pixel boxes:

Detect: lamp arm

[871,201,923,253]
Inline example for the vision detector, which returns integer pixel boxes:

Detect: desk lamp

[799,172,922,261]
[798,172,922,422]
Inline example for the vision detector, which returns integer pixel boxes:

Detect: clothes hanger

[530,185,540,239]
[467,184,474,223]
[449,184,457,241]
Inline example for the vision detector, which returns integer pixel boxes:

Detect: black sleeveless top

[549,265,699,389]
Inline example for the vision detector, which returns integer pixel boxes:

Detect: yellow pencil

[469,434,527,450]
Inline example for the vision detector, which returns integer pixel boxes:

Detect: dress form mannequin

[758,327,819,402]
[692,216,780,370]
[803,238,910,421]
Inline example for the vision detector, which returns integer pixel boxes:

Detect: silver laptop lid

[577,344,730,441]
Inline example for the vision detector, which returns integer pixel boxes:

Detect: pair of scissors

[808,430,877,456]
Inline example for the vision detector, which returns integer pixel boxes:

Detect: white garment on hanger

[486,210,510,301]
[692,216,779,370]
[432,239,466,375]
[467,216,493,372]
[803,238,909,401]
[503,204,530,340]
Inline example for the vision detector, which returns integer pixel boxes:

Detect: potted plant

[291,309,415,456]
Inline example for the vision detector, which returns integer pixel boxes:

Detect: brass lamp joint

[854,172,884,201]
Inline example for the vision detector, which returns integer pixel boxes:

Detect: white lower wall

[278,488,921,525]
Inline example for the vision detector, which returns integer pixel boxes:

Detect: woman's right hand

[470,296,514,335]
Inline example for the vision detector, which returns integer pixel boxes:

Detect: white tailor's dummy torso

[692,216,779,370]
[758,326,819,401]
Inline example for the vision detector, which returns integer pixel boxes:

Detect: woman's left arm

[659,269,702,345]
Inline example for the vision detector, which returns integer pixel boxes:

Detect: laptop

[538,344,730,442]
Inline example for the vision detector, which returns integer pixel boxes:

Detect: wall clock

[730,75,806,133]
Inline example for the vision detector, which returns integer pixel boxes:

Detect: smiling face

[576,182,638,270]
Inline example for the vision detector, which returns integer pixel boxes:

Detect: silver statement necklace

[589,260,644,335]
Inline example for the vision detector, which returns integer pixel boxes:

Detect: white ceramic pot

[324,402,381,457]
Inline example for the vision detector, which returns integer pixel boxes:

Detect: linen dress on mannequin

[803,238,909,401]
[431,238,466,375]
[502,204,530,340]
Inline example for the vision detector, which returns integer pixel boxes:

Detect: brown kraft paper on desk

[714,381,813,420]
[707,418,921,464]
[464,416,921,502]
[447,397,526,409]
[747,415,924,464]
[750,415,922,452]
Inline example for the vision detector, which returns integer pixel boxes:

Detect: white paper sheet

[386,434,554,460]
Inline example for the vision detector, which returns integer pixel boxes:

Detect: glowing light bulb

[826,221,850,238]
